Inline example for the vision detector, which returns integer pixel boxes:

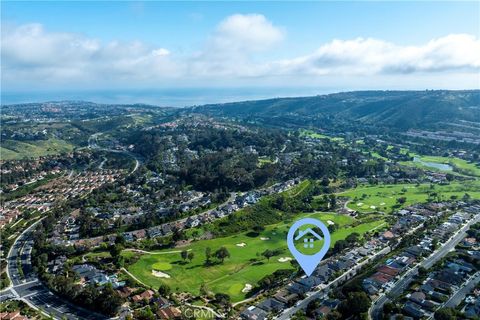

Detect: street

[370,214,480,320]
[2,218,107,320]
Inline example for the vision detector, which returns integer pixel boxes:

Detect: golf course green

[124,211,385,302]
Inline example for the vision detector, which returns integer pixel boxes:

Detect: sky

[1,1,479,105]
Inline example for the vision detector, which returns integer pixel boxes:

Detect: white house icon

[295,228,323,248]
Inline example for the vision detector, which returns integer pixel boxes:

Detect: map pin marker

[287,218,331,276]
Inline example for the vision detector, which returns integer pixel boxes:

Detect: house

[465,299,480,318]
[409,292,426,304]
[363,281,379,295]
[316,306,331,317]
[156,306,182,319]
[377,265,401,277]
[156,297,171,308]
[297,275,323,289]
[405,246,424,257]
[0,311,28,320]
[132,290,156,303]
[403,302,425,318]
[382,231,396,241]
[463,237,477,247]
[72,264,103,283]
[323,299,340,309]
[287,282,309,294]
[185,217,200,228]
[240,306,268,320]
[314,264,332,282]
[256,298,285,313]
[274,289,298,305]
[295,228,322,248]
[116,286,135,298]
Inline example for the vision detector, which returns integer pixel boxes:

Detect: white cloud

[1,23,180,87]
[213,13,284,52]
[187,14,284,77]
[273,34,480,76]
[1,15,479,91]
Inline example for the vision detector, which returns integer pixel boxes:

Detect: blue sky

[1,1,479,104]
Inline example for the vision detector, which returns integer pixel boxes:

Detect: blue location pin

[287,218,331,276]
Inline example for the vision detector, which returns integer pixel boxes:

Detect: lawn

[420,156,480,177]
[0,138,74,160]
[400,155,480,178]
[257,156,274,167]
[299,129,329,139]
[339,181,480,213]
[124,212,385,302]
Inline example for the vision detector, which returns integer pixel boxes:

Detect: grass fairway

[0,138,74,160]
[400,155,480,178]
[339,181,480,213]
[419,156,480,177]
[124,212,384,302]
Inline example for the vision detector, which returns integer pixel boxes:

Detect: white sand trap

[152,270,171,278]
[357,202,364,206]
[327,220,334,225]
[242,284,253,293]
[260,237,270,240]
[236,243,247,247]
[380,202,386,205]
[278,257,293,263]
[370,206,376,209]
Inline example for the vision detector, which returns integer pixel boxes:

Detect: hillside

[192,90,480,131]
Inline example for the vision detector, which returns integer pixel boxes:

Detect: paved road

[276,246,391,320]
[445,272,480,308]
[370,214,480,320]
[88,133,141,175]
[3,218,107,320]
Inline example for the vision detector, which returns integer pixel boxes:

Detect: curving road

[88,133,141,175]
[2,218,107,320]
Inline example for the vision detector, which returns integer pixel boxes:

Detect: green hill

[193,90,480,131]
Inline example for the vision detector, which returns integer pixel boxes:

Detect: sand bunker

[370,206,376,209]
[260,237,270,240]
[327,220,334,225]
[152,270,171,278]
[236,243,247,247]
[380,202,386,205]
[242,284,253,293]
[357,202,364,206]
[278,257,293,263]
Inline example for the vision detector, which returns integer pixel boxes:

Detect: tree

[328,223,338,233]
[205,247,212,264]
[215,246,230,263]
[306,299,321,317]
[262,249,275,261]
[333,239,348,254]
[383,302,399,316]
[339,291,370,317]
[187,252,195,262]
[180,250,188,261]
[329,194,337,209]
[158,283,171,296]
[326,311,342,320]
[418,266,428,277]
[346,232,360,244]
[109,243,123,258]
[434,308,456,320]
[396,197,407,205]
[214,293,231,306]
